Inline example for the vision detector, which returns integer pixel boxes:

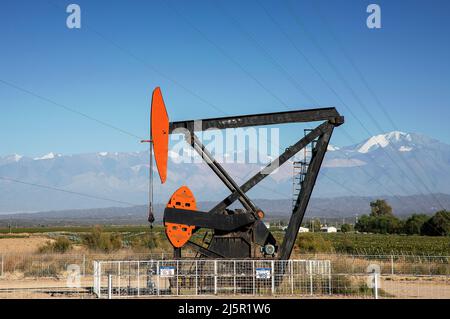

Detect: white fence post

[391,255,394,275]
[108,273,113,299]
[137,261,140,297]
[1,254,3,278]
[118,262,121,297]
[290,260,294,295]
[157,261,160,296]
[176,260,179,296]
[82,254,86,277]
[99,262,102,298]
[233,260,236,295]
[95,261,102,299]
[93,261,98,297]
[195,260,198,296]
[373,273,379,299]
[328,261,332,295]
[309,260,313,296]
[214,260,218,295]
[252,260,256,295]
[271,260,275,295]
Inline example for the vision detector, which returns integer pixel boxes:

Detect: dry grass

[0,235,53,254]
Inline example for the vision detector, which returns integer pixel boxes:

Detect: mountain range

[1,131,450,214]
[2,194,450,227]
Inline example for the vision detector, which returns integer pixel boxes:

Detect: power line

[45,0,228,116]
[217,0,429,212]
[254,0,427,206]
[283,0,442,211]
[311,1,446,211]
[0,79,143,140]
[1,0,238,219]
[0,176,139,206]
[163,0,293,110]
[213,0,319,106]
[335,128,425,213]
[284,0,439,206]
[221,0,426,213]
[7,0,437,217]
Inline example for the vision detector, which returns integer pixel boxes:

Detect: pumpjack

[145,87,344,260]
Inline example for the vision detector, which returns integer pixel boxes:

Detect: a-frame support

[279,126,333,260]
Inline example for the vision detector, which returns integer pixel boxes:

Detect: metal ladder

[291,129,318,211]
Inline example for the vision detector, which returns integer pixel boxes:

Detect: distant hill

[1,131,450,213]
[1,194,449,227]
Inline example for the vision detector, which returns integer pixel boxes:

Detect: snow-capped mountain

[354,131,412,153]
[348,131,441,155]
[320,131,450,199]
[33,152,62,161]
[0,154,23,165]
[1,131,450,213]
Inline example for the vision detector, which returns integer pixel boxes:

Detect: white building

[320,226,337,233]
[299,227,309,233]
[280,226,309,232]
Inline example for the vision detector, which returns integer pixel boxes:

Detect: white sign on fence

[255,267,271,279]
[160,266,175,277]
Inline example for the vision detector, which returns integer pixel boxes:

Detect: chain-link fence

[0,253,449,298]
[0,252,169,298]
[298,254,450,276]
[93,259,332,298]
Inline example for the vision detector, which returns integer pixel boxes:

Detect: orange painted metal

[164,186,197,248]
[151,87,169,184]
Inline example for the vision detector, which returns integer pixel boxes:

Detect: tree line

[353,199,450,236]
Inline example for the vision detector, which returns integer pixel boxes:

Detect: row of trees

[354,200,450,236]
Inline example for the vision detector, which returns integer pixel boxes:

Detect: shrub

[38,236,72,254]
[340,224,353,233]
[83,226,123,252]
[333,236,355,253]
[128,232,160,251]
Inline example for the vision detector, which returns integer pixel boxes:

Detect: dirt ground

[0,235,52,254]
[381,276,450,299]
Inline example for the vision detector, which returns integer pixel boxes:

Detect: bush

[38,236,72,254]
[83,226,123,252]
[333,236,355,253]
[128,232,160,251]
[340,224,353,233]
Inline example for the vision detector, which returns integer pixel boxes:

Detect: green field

[292,232,450,255]
[1,225,448,256]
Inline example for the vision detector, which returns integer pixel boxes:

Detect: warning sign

[255,268,271,279]
[160,266,175,277]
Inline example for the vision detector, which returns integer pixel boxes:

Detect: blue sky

[1,0,449,157]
